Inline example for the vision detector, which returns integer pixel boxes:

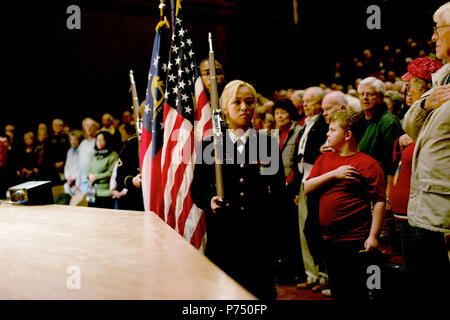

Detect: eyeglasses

[402,83,410,93]
[433,25,450,37]
[358,91,378,98]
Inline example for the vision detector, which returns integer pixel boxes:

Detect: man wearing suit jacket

[294,87,329,290]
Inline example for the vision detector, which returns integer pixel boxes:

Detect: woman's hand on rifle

[210,196,227,214]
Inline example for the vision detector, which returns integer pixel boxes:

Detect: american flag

[141,2,212,250]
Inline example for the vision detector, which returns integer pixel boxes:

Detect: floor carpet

[276,285,332,300]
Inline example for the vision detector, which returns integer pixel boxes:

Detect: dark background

[3,0,445,134]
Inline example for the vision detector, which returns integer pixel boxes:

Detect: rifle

[208,33,224,199]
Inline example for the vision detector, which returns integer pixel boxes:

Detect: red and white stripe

[144,76,211,249]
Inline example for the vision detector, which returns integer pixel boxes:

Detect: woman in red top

[392,56,442,302]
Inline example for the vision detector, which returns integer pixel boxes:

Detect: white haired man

[322,91,348,124]
[358,77,404,199]
[290,89,305,126]
[295,87,329,291]
[402,2,450,303]
[320,91,348,154]
[357,77,404,285]
[76,117,99,195]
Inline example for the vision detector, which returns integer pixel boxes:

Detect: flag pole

[129,70,142,169]
[156,0,170,31]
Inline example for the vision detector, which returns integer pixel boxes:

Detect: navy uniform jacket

[190,129,289,300]
[116,135,144,211]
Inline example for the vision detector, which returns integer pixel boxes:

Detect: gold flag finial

[159,0,165,19]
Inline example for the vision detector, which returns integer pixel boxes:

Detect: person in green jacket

[87,130,119,209]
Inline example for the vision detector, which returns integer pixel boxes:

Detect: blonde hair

[219,80,257,125]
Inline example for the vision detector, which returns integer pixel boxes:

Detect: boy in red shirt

[305,110,386,303]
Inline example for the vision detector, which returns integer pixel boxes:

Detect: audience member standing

[15,131,37,183]
[251,106,266,131]
[48,118,70,184]
[305,110,386,303]
[303,91,349,295]
[4,124,16,151]
[119,110,134,143]
[358,77,404,180]
[4,124,19,187]
[63,130,84,198]
[77,117,99,194]
[402,2,450,304]
[33,125,58,183]
[357,77,404,250]
[391,57,443,301]
[290,90,305,126]
[0,132,8,197]
[294,86,329,290]
[100,113,122,153]
[87,131,119,209]
[273,98,304,285]
[320,91,348,154]
[37,123,48,137]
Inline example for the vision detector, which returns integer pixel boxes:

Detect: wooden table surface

[0,204,256,300]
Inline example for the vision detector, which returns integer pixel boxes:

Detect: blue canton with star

[164,11,199,125]
[144,22,169,155]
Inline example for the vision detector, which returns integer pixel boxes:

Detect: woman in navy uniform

[190,80,288,300]
[115,126,144,212]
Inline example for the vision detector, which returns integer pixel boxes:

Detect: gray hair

[434,2,450,25]
[291,89,305,99]
[358,77,385,97]
[384,90,403,102]
[345,95,362,112]
[323,91,348,108]
[304,86,326,103]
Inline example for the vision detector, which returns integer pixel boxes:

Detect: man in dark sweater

[48,118,70,184]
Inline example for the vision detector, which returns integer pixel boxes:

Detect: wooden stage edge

[0,203,256,300]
